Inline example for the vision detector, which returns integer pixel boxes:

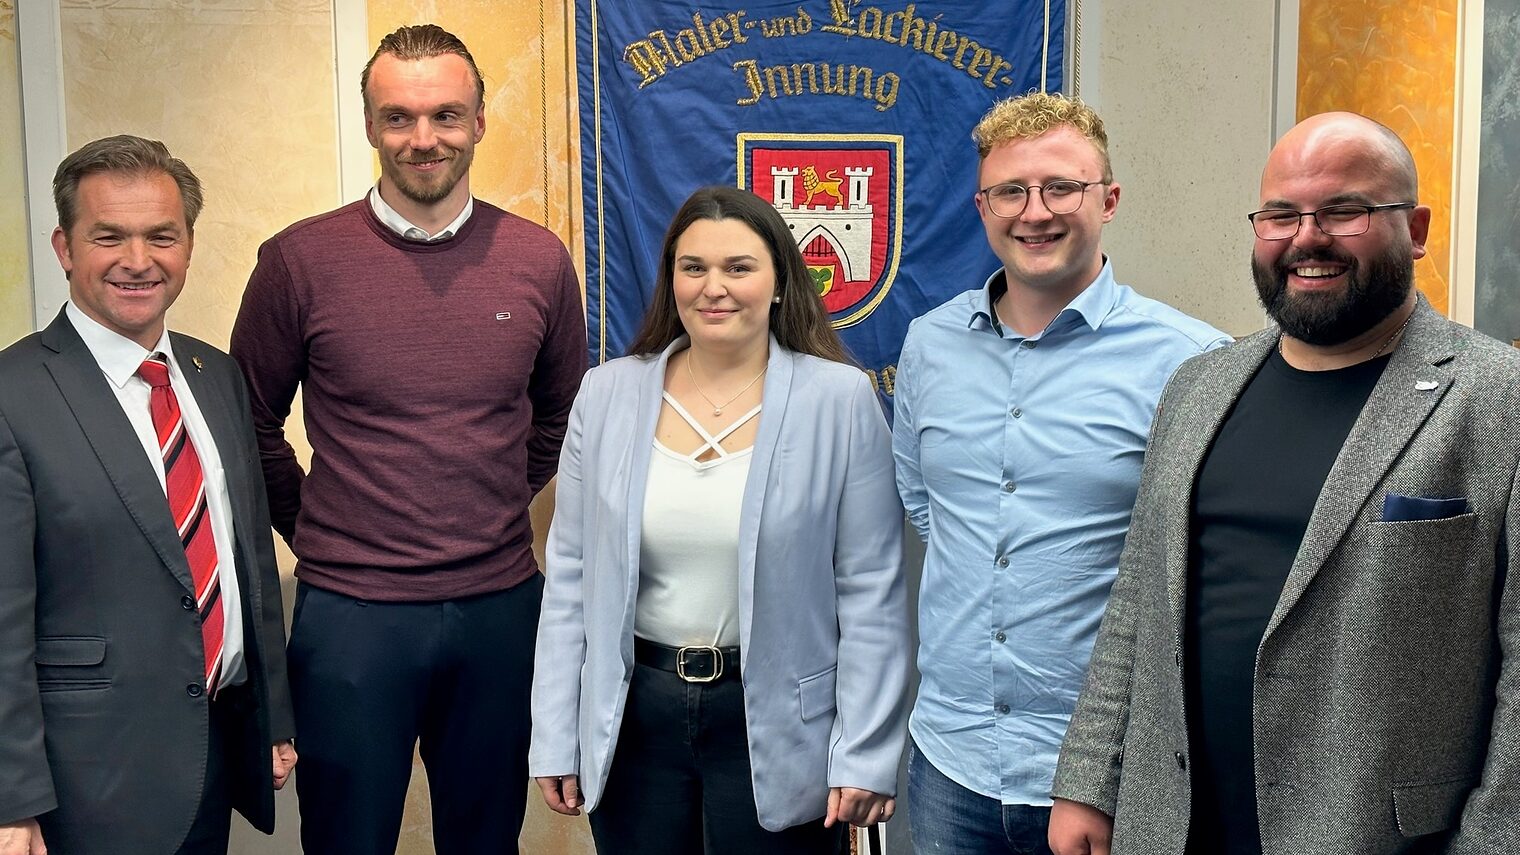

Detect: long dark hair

[626,186,852,364]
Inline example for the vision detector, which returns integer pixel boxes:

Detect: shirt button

[994,631,1006,643]
[1011,407,1022,419]
[1002,481,1017,493]
[1020,340,1037,349]
[997,704,1010,715]
[181,595,196,611]
[997,556,1009,568]
[1175,751,1187,770]
[187,683,204,698]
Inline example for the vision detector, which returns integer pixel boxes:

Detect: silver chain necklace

[686,352,767,416]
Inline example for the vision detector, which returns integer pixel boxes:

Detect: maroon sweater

[231,200,587,601]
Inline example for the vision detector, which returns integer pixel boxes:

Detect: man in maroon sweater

[230,25,586,854]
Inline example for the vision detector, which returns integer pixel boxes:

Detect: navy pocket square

[1381,493,1471,522]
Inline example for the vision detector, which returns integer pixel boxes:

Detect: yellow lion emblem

[800,166,845,208]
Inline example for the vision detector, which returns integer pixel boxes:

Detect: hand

[824,787,895,828]
[1049,798,1113,855]
[0,818,46,855]
[536,775,583,816]
[272,741,298,790]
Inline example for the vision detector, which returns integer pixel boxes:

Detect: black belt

[634,637,740,683]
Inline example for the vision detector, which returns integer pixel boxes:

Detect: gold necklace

[686,352,767,416]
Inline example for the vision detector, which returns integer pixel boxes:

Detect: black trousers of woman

[588,662,847,855]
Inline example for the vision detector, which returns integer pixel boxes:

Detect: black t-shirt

[1183,347,1389,855]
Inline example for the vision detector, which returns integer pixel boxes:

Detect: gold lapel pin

[192,356,204,372]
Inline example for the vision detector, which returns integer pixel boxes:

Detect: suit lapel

[1264,301,1455,638]
[41,313,195,593]
[1164,331,1276,630]
[736,338,792,653]
[621,342,672,620]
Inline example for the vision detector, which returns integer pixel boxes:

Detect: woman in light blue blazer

[529,186,909,853]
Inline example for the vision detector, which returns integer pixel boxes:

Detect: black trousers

[589,662,845,855]
[287,577,542,855]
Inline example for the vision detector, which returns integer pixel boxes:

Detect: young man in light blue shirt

[892,92,1231,854]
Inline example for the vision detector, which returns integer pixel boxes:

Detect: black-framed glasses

[1246,202,1416,240]
[979,179,1107,218]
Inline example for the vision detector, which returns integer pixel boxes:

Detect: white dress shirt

[66,302,246,687]
[368,183,473,241]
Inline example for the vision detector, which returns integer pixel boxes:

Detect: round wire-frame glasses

[979,179,1107,218]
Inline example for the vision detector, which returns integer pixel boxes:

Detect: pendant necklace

[687,352,767,416]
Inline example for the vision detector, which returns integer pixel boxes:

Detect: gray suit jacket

[1053,299,1520,854]
[0,311,295,854]
[529,338,909,831]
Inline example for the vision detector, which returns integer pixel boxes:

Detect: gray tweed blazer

[1051,297,1520,854]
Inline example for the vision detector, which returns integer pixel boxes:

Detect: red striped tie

[138,356,225,693]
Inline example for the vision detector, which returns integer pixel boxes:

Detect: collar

[65,301,176,389]
[368,183,473,242]
[967,257,1121,337]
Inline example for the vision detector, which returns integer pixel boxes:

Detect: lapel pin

[1415,379,1437,391]
[192,356,204,373]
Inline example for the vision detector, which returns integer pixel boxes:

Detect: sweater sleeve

[229,240,308,542]
[524,244,588,497]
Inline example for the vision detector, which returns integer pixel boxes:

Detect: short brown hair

[361,24,485,111]
[972,92,1113,183]
[627,186,852,365]
[53,135,204,235]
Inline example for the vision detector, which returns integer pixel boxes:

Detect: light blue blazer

[529,336,909,831]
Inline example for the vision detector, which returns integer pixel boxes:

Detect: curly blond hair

[972,92,1113,182]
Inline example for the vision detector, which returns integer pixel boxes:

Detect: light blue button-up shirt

[894,260,1230,804]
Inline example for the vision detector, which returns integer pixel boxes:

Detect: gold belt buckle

[676,646,723,683]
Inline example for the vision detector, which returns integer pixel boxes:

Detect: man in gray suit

[0,136,295,855]
[1049,112,1520,855]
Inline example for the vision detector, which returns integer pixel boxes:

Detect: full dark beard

[1252,247,1413,346]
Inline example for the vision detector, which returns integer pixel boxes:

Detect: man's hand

[1049,798,1113,855]
[536,775,583,816]
[0,818,45,855]
[272,741,298,790]
[824,787,895,828]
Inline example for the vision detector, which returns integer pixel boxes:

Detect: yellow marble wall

[59,0,341,350]
[1297,0,1458,316]
[0,1,32,346]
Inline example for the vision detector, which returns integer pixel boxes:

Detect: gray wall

[1475,0,1520,346]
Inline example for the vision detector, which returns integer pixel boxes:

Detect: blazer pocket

[36,636,109,694]
[798,666,838,721]
[1392,775,1476,838]
[35,636,106,667]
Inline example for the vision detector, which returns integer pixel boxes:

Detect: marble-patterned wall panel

[1476,0,1520,346]
[1297,0,1458,316]
[1,2,32,346]
[368,0,582,279]
[60,0,340,351]
[1087,0,1277,337]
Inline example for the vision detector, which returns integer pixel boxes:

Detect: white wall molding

[333,0,373,205]
[17,0,68,330]
[1450,0,1485,327]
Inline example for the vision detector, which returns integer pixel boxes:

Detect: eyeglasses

[978,179,1107,218]
[1246,202,1416,240]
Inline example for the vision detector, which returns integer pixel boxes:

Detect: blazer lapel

[1264,300,1455,638]
[735,337,793,654]
[620,341,676,623]
[41,313,195,593]
[1164,331,1276,631]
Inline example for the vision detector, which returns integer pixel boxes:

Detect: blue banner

[578,0,1064,397]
